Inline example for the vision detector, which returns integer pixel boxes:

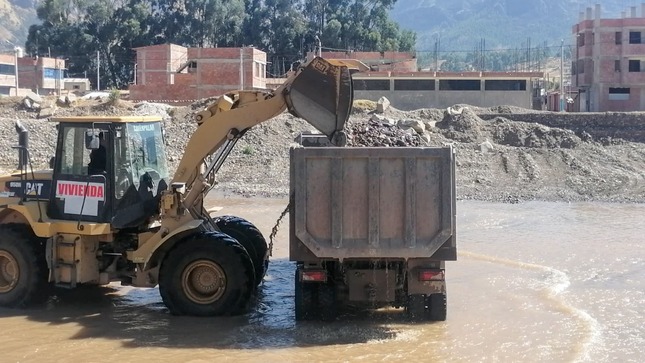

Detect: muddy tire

[159,232,254,316]
[216,215,268,286]
[428,293,447,321]
[0,224,49,308]
[294,270,316,321]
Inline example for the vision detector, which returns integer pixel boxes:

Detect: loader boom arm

[171,57,353,210]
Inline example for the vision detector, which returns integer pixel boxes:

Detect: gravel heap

[1,95,645,203]
[346,119,421,147]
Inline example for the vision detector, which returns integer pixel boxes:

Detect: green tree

[302,0,414,52]
[27,0,156,89]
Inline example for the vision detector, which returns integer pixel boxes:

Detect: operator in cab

[88,132,107,175]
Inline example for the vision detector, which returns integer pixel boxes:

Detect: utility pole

[55,59,59,96]
[560,39,564,112]
[96,50,100,91]
[239,47,244,90]
[14,47,19,96]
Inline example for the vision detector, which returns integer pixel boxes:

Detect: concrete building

[63,78,91,92]
[130,44,268,102]
[573,3,645,111]
[352,71,543,111]
[0,52,66,96]
[304,50,542,110]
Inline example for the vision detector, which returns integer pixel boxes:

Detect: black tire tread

[0,224,49,308]
[215,215,268,286]
[158,231,254,316]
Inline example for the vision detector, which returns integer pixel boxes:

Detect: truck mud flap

[285,57,353,142]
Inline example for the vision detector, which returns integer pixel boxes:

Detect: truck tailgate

[289,147,456,261]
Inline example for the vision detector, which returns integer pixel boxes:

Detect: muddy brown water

[0,197,643,362]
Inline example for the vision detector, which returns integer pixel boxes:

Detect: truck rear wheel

[216,215,268,286]
[0,225,49,308]
[159,232,254,316]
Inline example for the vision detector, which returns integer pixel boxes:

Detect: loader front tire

[215,215,268,286]
[0,225,48,308]
[159,232,254,316]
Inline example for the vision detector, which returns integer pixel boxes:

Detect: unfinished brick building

[129,44,267,102]
[573,3,645,111]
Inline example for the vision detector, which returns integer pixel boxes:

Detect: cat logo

[25,182,44,196]
[8,181,46,197]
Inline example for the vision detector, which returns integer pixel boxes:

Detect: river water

[0,199,643,362]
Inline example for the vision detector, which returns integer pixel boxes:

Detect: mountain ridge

[390,0,635,51]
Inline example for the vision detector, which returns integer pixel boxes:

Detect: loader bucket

[286,57,353,142]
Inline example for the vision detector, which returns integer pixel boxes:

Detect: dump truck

[0,57,353,316]
[290,146,456,321]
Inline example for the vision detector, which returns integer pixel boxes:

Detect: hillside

[0,0,37,50]
[391,0,629,52]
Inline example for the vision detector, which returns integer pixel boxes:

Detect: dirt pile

[1,96,644,203]
[347,119,421,147]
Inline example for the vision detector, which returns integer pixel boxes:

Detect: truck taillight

[301,270,327,282]
[418,269,444,282]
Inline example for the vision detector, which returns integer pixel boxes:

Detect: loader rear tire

[216,215,268,286]
[159,232,254,316]
[0,224,49,308]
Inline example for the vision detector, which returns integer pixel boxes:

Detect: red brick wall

[131,44,268,101]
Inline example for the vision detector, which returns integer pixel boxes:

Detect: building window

[576,59,584,74]
[393,79,435,91]
[578,34,585,47]
[44,68,64,79]
[353,79,390,91]
[629,31,642,44]
[0,64,15,75]
[439,79,481,91]
[615,60,621,72]
[629,60,641,72]
[484,80,527,91]
[608,87,630,101]
[616,32,622,45]
[73,85,80,89]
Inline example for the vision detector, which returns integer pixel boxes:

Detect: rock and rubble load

[1,95,645,203]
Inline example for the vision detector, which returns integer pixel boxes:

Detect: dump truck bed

[289,146,456,261]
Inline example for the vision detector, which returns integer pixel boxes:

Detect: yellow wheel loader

[0,57,353,316]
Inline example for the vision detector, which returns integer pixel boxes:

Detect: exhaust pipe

[14,121,29,170]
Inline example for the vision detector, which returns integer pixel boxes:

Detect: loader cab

[48,116,170,229]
